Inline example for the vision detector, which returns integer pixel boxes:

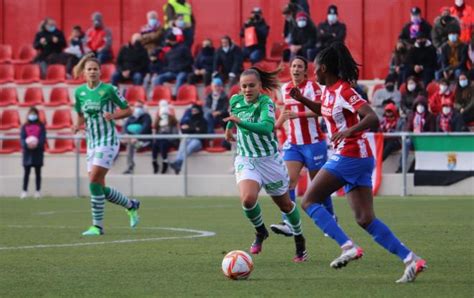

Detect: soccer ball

[25,136,39,149]
[221,250,253,280]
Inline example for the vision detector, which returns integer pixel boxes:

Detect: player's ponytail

[73,53,101,79]
[241,66,281,92]
[315,42,360,83]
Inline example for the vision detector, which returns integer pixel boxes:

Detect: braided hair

[315,42,360,83]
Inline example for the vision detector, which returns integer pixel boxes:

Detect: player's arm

[289,87,321,115]
[225,101,274,135]
[275,106,289,129]
[73,113,85,134]
[105,86,132,121]
[331,103,379,143]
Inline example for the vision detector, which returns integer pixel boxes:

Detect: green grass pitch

[0,196,472,297]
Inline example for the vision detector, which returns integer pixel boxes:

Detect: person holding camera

[240,7,269,64]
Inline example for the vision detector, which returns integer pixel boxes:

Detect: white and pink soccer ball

[25,136,39,149]
[221,250,253,280]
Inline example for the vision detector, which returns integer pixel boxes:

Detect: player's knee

[355,213,374,229]
[241,194,258,209]
[288,177,298,189]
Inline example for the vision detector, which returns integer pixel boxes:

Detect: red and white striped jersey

[320,80,373,158]
[281,80,325,145]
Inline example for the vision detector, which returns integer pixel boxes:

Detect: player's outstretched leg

[271,188,296,237]
[243,202,269,254]
[103,186,140,228]
[83,182,105,236]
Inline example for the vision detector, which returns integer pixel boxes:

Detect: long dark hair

[315,42,360,83]
[241,66,281,92]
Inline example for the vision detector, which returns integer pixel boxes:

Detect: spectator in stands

[406,96,436,132]
[389,40,410,85]
[164,0,195,48]
[63,25,87,76]
[111,33,149,86]
[379,103,404,161]
[140,11,165,56]
[163,14,194,48]
[20,107,46,199]
[289,0,310,15]
[436,98,466,132]
[469,34,474,79]
[429,79,455,116]
[372,74,402,119]
[152,34,193,99]
[33,17,66,77]
[187,39,215,86]
[406,31,437,87]
[240,7,269,64]
[436,25,468,81]
[169,104,208,174]
[282,3,298,44]
[455,72,474,124]
[399,7,432,45]
[432,6,461,49]
[123,101,153,174]
[401,76,425,115]
[450,0,473,44]
[213,36,243,86]
[86,12,113,63]
[284,12,317,61]
[152,100,179,174]
[316,5,347,53]
[204,78,229,132]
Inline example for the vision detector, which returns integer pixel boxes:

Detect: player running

[224,67,307,262]
[270,56,336,237]
[72,53,140,236]
[291,42,426,283]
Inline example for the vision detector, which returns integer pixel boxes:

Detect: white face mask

[133,107,144,118]
[411,15,421,23]
[448,33,458,43]
[297,20,307,28]
[459,79,468,88]
[442,106,452,115]
[222,46,230,53]
[439,85,448,94]
[455,0,464,7]
[327,14,337,24]
[416,105,425,114]
[407,82,416,92]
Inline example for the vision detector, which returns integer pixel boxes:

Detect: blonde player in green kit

[72,53,140,236]
[224,67,307,262]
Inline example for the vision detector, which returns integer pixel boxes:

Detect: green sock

[89,183,105,228]
[285,203,302,236]
[103,186,132,209]
[243,202,264,228]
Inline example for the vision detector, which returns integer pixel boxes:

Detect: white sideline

[0,225,216,251]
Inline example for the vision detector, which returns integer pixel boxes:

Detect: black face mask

[386,84,395,92]
[201,47,214,55]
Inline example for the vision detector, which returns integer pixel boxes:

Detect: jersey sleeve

[74,89,82,113]
[109,85,129,109]
[259,99,276,124]
[341,87,367,111]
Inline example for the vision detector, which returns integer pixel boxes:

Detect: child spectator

[152,100,179,174]
[372,74,401,119]
[203,78,229,132]
[436,98,466,132]
[379,103,404,161]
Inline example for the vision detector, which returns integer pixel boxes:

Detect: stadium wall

[0,0,457,79]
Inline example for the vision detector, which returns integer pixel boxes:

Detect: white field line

[0,225,216,251]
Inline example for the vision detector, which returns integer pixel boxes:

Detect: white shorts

[234,153,289,196]
[86,145,120,172]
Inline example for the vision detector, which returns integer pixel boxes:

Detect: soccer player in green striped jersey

[72,53,141,236]
[224,67,307,262]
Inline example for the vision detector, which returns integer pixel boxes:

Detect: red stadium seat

[12,44,36,65]
[0,87,19,106]
[15,64,40,84]
[148,85,172,105]
[204,138,227,153]
[0,109,21,130]
[100,64,116,83]
[254,61,278,72]
[47,109,73,130]
[45,87,71,107]
[0,44,13,63]
[267,42,286,62]
[277,64,291,82]
[19,87,44,107]
[175,84,197,105]
[79,138,87,154]
[229,84,240,98]
[125,86,146,105]
[0,133,21,154]
[37,109,47,125]
[0,64,14,83]
[41,64,66,84]
[47,132,75,154]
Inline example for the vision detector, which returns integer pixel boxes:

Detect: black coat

[317,21,346,49]
[291,21,318,50]
[116,42,150,74]
[240,18,269,52]
[399,19,432,44]
[435,111,466,132]
[406,43,438,70]
[440,41,468,72]
[33,29,66,61]
[213,44,243,75]
[163,43,193,73]
[180,107,208,145]
[193,47,215,73]
[21,122,46,167]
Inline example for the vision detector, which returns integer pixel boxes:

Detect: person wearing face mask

[454,72,474,124]
[85,12,113,63]
[163,0,195,30]
[406,96,436,133]
[429,79,454,116]
[152,100,179,174]
[437,25,468,81]
[203,78,230,133]
[33,17,66,77]
[123,101,152,174]
[164,14,194,48]
[450,0,473,44]
[20,107,46,199]
[372,74,402,119]
[316,5,347,53]
[406,31,438,87]
[111,33,149,87]
[213,36,244,86]
[389,40,410,85]
[399,7,433,45]
[240,7,270,64]
[401,76,424,114]
[436,98,466,132]
[187,39,215,86]
[140,11,165,56]
[432,7,461,49]
[379,103,405,161]
[284,12,317,61]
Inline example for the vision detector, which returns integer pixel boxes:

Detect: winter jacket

[213,44,243,75]
[33,29,66,61]
[163,42,193,73]
[20,122,46,167]
[116,42,150,74]
[317,21,346,49]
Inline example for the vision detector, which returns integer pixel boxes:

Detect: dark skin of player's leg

[301,169,345,210]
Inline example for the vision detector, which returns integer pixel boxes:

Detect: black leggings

[23,166,42,191]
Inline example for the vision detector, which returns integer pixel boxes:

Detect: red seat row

[0,108,72,130]
[126,84,198,106]
[0,87,71,107]
[0,44,36,65]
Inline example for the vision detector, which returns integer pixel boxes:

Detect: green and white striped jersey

[74,82,128,148]
[229,94,279,158]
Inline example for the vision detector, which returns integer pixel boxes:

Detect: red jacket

[429,91,454,116]
[450,4,473,43]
